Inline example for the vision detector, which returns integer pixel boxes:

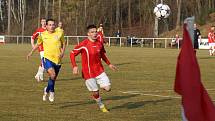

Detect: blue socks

[46,78,55,93]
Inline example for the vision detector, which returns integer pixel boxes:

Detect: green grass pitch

[0,44,215,121]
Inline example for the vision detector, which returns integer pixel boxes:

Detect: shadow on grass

[57,77,82,82]
[115,62,140,66]
[61,61,81,64]
[110,98,171,110]
[58,94,139,109]
[199,57,215,59]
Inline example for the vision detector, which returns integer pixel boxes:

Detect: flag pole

[184,16,195,47]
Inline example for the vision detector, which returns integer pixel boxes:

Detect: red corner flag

[174,24,215,121]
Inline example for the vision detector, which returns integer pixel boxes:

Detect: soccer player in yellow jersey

[27,19,66,102]
[55,21,64,33]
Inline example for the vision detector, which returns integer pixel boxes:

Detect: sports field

[1,44,215,121]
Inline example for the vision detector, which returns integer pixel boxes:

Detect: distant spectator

[170,34,180,48]
[193,23,201,49]
[115,29,121,44]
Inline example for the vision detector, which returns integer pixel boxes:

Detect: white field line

[120,90,215,101]
[122,89,215,93]
[1,56,26,58]
[120,91,181,99]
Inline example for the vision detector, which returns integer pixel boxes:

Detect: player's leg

[42,58,57,102]
[209,43,213,56]
[35,51,45,82]
[85,78,108,112]
[212,43,215,55]
[96,72,111,92]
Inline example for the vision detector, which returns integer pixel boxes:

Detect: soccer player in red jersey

[31,18,46,82]
[70,24,117,112]
[97,24,107,44]
[208,26,215,56]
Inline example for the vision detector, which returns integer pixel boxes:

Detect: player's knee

[103,86,111,92]
[92,91,100,99]
[50,73,56,80]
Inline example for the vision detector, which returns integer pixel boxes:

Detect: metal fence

[2,35,182,49]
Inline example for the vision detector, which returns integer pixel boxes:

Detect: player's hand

[109,64,118,71]
[59,52,64,59]
[73,66,79,75]
[26,51,32,61]
[31,44,35,49]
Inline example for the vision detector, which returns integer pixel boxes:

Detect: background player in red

[97,24,107,45]
[70,24,117,112]
[31,18,46,82]
[208,26,215,56]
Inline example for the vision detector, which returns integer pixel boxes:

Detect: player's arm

[59,33,66,59]
[100,46,118,71]
[198,30,202,42]
[27,34,42,60]
[70,44,83,75]
[27,44,39,60]
[31,31,39,48]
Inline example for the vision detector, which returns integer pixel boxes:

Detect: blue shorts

[42,58,61,75]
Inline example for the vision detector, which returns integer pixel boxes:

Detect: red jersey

[70,39,111,80]
[208,31,215,43]
[97,31,106,44]
[32,27,46,52]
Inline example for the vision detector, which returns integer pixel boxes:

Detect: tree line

[0,0,214,37]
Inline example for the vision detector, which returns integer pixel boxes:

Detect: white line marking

[120,90,215,101]
[120,91,181,99]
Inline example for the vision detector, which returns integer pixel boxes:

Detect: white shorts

[209,43,215,48]
[40,51,44,60]
[85,72,111,91]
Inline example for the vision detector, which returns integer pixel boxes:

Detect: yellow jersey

[55,27,64,34]
[37,30,65,64]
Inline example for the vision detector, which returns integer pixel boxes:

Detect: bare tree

[176,0,181,29]
[21,0,26,43]
[7,0,11,35]
[45,0,49,18]
[154,0,159,37]
[196,0,201,17]
[38,0,41,28]
[139,0,142,27]
[0,0,3,21]
[128,0,131,34]
[58,0,61,22]
[52,0,55,18]
[116,0,120,31]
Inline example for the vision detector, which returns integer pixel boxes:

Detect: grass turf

[0,44,215,121]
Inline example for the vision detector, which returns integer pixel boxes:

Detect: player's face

[87,28,97,41]
[193,24,197,29]
[99,27,103,31]
[58,22,63,28]
[41,19,46,28]
[46,21,56,33]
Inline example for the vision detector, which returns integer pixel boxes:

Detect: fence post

[178,40,180,49]
[17,36,19,45]
[141,38,143,47]
[22,36,24,44]
[77,36,79,44]
[109,37,111,46]
[120,37,122,47]
[66,36,69,46]
[165,39,167,48]
[131,38,133,47]
[153,38,155,48]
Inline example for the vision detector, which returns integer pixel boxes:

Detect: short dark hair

[46,18,55,25]
[41,18,46,20]
[87,24,97,31]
